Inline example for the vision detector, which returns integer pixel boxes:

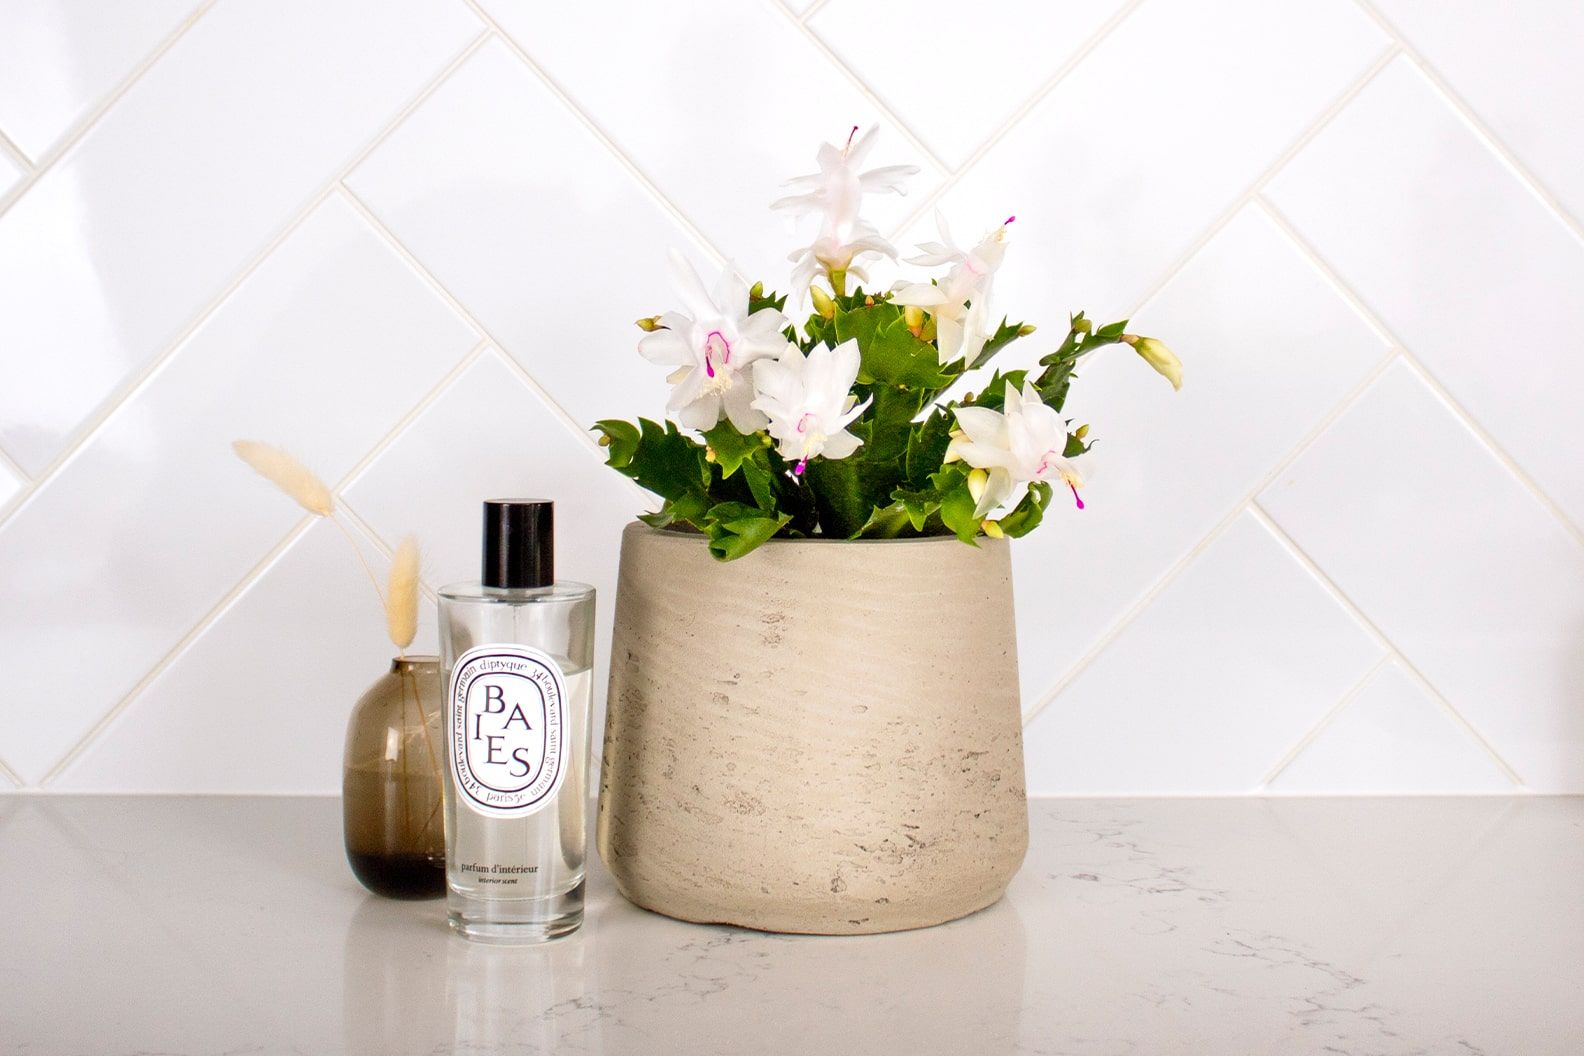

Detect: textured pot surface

[597,522,1028,935]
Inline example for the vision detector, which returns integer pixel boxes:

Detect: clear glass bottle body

[438,581,594,944]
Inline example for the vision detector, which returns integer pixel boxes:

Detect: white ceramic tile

[347,40,687,429]
[1272,662,1513,793]
[930,0,1387,317]
[476,0,939,281]
[0,197,475,785]
[1372,0,1584,226]
[0,0,200,159]
[53,520,438,792]
[0,0,480,474]
[807,0,1128,169]
[1260,361,1584,791]
[1022,513,1384,794]
[342,350,641,748]
[1009,206,1388,705]
[1265,58,1584,533]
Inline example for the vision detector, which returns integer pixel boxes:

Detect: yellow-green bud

[704,446,717,463]
[810,286,836,320]
[597,433,611,447]
[966,467,989,505]
[1074,423,1089,440]
[982,519,1005,539]
[749,280,764,300]
[1016,323,1037,337]
[904,305,925,334]
[1073,317,1093,335]
[635,315,662,332]
[1124,334,1182,391]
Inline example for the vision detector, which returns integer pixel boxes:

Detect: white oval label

[448,645,567,818]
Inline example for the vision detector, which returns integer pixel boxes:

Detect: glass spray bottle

[438,499,594,943]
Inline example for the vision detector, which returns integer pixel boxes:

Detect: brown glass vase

[342,656,446,899]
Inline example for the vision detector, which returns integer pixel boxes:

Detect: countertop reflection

[2,795,1580,1054]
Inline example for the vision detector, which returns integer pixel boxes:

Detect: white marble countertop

[2,795,1580,1055]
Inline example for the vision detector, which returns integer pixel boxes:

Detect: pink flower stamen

[1004,215,1016,226]
[1068,481,1084,510]
[794,458,808,476]
[703,330,731,379]
[844,125,859,153]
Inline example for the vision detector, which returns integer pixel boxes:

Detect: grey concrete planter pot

[596,521,1028,935]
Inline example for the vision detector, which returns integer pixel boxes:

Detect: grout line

[1256,195,1584,551]
[333,337,490,500]
[1247,503,1526,787]
[1349,0,1584,244]
[0,126,32,172]
[1020,348,1400,728]
[35,339,488,787]
[766,0,952,177]
[797,0,832,23]
[335,185,645,493]
[1259,654,1392,788]
[884,0,1151,236]
[0,0,216,219]
[0,29,493,540]
[1117,44,1399,320]
[462,2,731,267]
[37,516,319,787]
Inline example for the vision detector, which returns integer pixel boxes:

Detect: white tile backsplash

[1269,661,1514,794]
[0,0,480,474]
[1370,0,1584,227]
[1,0,1579,794]
[476,0,940,281]
[344,39,689,429]
[0,0,200,160]
[0,197,474,784]
[1022,513,1384,794]
[807,0,1129,169]
[931,0,1389,316]
[1011,206,1389,706]
[1266,57,1584,532]
[1260,361,1584,791]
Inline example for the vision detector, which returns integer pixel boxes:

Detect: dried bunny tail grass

[386,536,421,651]
[231,440,333,516]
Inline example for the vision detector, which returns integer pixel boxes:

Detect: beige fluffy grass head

[232,440,333,516]
[385,536,421,651]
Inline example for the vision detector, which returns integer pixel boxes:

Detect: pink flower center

[703,330,731,379]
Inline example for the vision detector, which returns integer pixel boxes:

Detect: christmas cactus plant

[596,127,1182,561]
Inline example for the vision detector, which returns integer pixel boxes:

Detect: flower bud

[904,305,925,336]
[1074,423,1089,440]
[966,468,989,505]
[810,286,836,320]
[597,433,611,447]
[635,315,662,332]
[1072,316,1093,335]
[981,519,1004,539]
[1016,323,1037,337]
[749,280,764,300]
[1124,335,1182,391]
[704,446,718,464]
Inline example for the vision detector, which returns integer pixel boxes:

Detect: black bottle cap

[482,499,553,589]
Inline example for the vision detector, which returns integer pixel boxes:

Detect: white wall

[1,0,1579,795]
